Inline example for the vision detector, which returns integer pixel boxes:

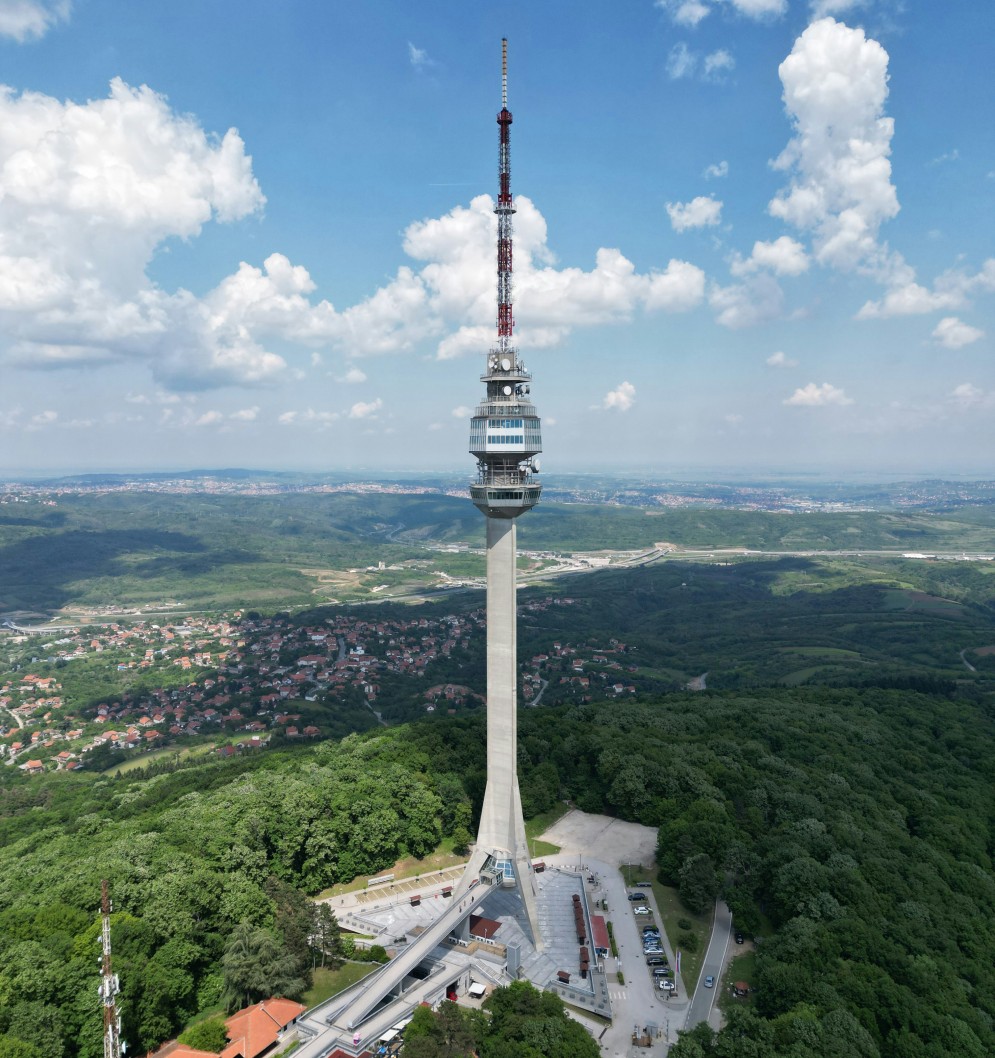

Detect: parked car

[652,967,672,977]
[658,980,676,991]
[633,906,651,915]
[643,945,664,955]
[646,956,666,966]
[636,881,653,887]
[735,931,744,944]
[704,975,715,988]
[627,893,647,902]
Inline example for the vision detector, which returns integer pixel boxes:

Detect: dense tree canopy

[1,681,993,1056]
[400,982,599,1058]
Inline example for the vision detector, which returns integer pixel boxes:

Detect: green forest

[1,682,993,1056]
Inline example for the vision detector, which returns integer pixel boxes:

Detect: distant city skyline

[0,0,992,475]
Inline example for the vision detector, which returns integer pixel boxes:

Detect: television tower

[99,879,123,1058]
[457,38,543,949]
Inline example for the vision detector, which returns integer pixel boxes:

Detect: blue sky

[0,0,992,477]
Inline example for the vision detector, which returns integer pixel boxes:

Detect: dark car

[627,892,647,902]
[645,956,666,966]
[735,931,744,944]
[636,881,652,887]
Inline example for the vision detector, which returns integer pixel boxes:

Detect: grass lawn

[718,948,757,1013]
[650,881,713,992]
[315,842,469,900]
[526,801,570,855]
[304,963,377,1008]
[108,741,216,775]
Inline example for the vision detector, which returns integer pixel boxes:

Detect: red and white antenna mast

[99,880,123,1058]
[496,37,514,354]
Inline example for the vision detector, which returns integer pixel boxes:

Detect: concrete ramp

[326,882,491,1030]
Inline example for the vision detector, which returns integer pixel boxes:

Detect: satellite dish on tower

[502,385,513,395]
[532,458,541,472]
[500,357,512,371]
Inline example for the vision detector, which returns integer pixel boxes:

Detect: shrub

[677,930,699,953]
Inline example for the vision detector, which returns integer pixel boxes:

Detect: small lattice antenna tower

[99,880,123,1058]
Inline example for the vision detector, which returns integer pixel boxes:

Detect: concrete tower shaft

[458,37,543,952]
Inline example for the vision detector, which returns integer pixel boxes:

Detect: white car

[633,906,651,915]
[658,979,676,991]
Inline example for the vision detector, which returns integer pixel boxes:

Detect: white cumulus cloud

[349,398,383,420]
[770,19,898,274]
[766,18,994,329]
[784,382,853,406]
[230,406,260,421]
[810,0,866,16]
[338,366,368,384]
[731,236,809,277]
[857,259,995,319]
[932,317,984,349]
[451,405,473,419]
[710,274,785,329]
[767,351,798,367]
[400,196,704,359]
[704,49,735,78]
[948,383,992,408]
[0,0,70,42]
[667,42,697,80]
[28,409,58,428]
[656,0,786,24]
[603,381,636,412]
[703,160,729,180]
[0,78,273,389]
[667,196,723,233]
[656,0,711,26]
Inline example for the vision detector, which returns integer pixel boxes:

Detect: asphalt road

[685,900,733,1031]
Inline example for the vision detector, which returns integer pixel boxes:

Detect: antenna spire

[496,38,514,347]
[502,37,508,109]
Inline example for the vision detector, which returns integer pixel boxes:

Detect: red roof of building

[221,998,307,1058]
[590,914,611,952]
[149,1042,218,1058]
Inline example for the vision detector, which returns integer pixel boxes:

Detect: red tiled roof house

[221,998,307,1058]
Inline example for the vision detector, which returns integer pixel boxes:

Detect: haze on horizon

[0,1,992,478]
